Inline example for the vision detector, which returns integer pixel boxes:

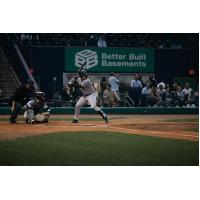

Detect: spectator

[20,33,27,41]
[141,81,152,106]
[163,83,171,107]
[149,87,162,107]
[27,34,32,41]
[142,81,152,95]
[165,84,171,97]
[36,34,39,41]
[138,74,145,87]
[100,77,107,92]
[169,91,179,107]
[130,74,142,106]
[157,81,165,89]
[176,85,184,107]
[97,36,107,47]
[60,85,71,106]
[93,83,100,105]
[182,82,192,103]
[8,33,199,49]
[32,33,39,42]
[99,77,108,105]
[130,74,142,88]
[109,72,120,91]
[108,72,120,100]
[149,76,157,88]
[23,34,32,41]
[187,90,196,105]
[172,82,178,91]
[157,83,166,103]
[87,35,97,46]
[182,82,192,96]
[61,85,70,101]
[103,84,116,107]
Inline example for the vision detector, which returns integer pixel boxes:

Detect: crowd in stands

[1,33,198,107]
[3,33,198,49]
[53,73,199,108]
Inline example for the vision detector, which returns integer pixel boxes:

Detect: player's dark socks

[97,110,108,122]
[72,119,79,123]
[104,115,109,123]
[97,110,105,118]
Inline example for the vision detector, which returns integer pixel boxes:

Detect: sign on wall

[65,47,154,73]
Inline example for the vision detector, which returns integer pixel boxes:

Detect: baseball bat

[77,61,86,73]
[68,62,87,87]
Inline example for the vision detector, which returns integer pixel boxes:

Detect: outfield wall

[18,46,198,98]
[0,107,198,115]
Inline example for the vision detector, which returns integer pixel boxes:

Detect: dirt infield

[0,114,198,141]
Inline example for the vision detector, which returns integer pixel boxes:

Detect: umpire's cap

[78,70,87,78]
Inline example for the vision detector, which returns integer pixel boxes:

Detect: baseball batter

[68,70,109,123]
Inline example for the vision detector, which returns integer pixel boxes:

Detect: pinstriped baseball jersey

[78,78,95,96]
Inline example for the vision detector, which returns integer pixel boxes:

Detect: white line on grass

[109,126,199,139]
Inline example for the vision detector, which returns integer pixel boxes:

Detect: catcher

[23,92,50,124]
[68,70,109,123]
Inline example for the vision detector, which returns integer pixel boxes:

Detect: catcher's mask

[36,92,46,102]
[78,70,87,78]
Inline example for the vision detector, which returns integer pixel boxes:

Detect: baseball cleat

[72,119,79,123]
[30,119,36,125]
[104,116,109,123]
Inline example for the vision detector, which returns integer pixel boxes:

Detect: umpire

[9,80,35,123]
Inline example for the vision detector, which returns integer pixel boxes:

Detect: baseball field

[0,114,198,166]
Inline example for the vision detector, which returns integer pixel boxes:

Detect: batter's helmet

[78,70,87,78]
[36,92,46,102]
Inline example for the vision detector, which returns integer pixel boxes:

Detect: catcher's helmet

[36,92,46,102]
[78,70,87,78]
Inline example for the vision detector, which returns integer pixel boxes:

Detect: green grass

[160,118,198,123]
[184,127,199,132]
[0,118,21,122]
[0,131,198,166]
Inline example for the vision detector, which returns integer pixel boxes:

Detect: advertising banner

[65,47,154,73]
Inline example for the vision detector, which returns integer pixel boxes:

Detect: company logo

[75,49,98,70]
